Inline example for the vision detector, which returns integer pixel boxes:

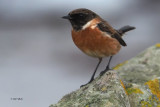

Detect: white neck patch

[82,20,92,30]
[82,20,96,30]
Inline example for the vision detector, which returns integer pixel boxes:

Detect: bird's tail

[117,25,136,36]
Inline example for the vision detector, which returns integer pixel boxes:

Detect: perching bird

[62,8,135,87]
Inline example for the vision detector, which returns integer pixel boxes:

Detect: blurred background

[0,0,160,107]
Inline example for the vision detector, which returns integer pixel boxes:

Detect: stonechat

[62,8,135,87]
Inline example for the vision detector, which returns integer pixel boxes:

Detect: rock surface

[50,44,160,107]
[50,71,130,107]
[115,43,160,107]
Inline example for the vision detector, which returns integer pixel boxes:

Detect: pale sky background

[0,0,160,107]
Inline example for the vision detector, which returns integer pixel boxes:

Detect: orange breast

[72,26,121,58]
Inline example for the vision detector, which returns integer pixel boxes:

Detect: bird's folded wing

[97,21,127,46]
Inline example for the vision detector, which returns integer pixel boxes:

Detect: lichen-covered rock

[116,43,160,84]
[50,71,130,107]
[115,43,160,107]
[50,44,160,107]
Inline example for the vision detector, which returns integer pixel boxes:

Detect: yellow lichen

[155,43,160,48]
[145,79,160,101]
[113,61,128,70]
[101,86,107,92]
[120,80,128,95]
[141,101,152,107]
[85,105,89,107]
[140,96,160,107]
[126,87,143,95]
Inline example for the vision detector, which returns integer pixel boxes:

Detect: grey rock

[50,44,160,107]
[50,71,130,107]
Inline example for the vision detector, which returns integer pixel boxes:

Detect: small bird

[62,8,135,87]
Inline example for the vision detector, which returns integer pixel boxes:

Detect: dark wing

[97,21,127,46]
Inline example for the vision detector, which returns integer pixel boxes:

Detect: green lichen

[101,86,107,92]
[141,100,152,107]
[126,87,143,95]
[140,96,160,107]
[85,105,89,107]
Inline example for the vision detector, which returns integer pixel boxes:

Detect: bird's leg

[80,58,102,88]
[100,56,113,76]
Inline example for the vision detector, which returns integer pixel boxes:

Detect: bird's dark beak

[62,15,71,20]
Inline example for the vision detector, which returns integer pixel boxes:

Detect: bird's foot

[80,79,93,88]
[99,66,112,76]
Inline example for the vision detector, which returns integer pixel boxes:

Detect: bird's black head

[62,8,98,31]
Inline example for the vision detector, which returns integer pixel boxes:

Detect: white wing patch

[102,32,112,38]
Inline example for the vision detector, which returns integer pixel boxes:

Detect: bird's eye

[79,13,85,18]
[79,14,83,17]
